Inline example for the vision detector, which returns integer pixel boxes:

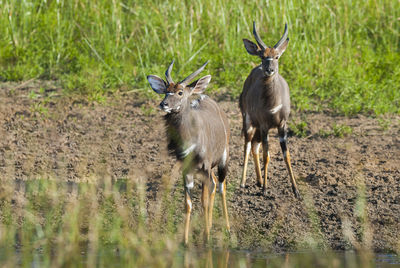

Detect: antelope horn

[180,61,209,86]
[274,23,288,49]
[253,21,267,50]
[165,60,174,84]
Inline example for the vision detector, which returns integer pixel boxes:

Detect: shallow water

[7,246,400,267]
[175,249,400,268]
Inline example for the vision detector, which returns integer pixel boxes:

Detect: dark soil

[1,80,399,252]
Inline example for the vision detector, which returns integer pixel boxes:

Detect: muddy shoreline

[0,81,399,252]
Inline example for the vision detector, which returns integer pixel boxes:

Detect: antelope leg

[262,135,270,195]
[279,127,300,198]
[220,180,230,232]
[202,181,210,242]
[209,172,217,230]
[240,140,251,188]
[184,173,194,245]
[251,142,263,187]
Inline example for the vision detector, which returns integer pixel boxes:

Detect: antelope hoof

[293,187,301,199]
[240,183,246,188]
[225,228,231,237]
[262,186,268,196]
[256,181,263,187]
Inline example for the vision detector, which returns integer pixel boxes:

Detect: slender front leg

[251,142,263,187]
[240,139,251,188]
[262,134,270,195]
[279,126,300,198]
[202,181,210,242]
[184,173,194,245]
[209,172,217,230]
[219,180,230,232]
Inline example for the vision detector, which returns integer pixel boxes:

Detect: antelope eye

[178,91,183,96]
[275,56,279,59]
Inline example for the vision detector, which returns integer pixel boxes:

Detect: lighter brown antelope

[240,22,300,198]
[147,61,230,244]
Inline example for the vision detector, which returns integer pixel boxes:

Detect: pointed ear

[243,39,261,56]
[147,75,167,94]
[189,75,211,95]
[276,38,289,57]
[187,79,199,89]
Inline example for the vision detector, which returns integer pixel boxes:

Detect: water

[4,246,400,267]
[176,249,400,268]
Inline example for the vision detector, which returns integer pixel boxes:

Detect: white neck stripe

[270,104,282,114]
[181,144,196,157]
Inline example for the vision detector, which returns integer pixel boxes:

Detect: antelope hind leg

[279,127,300,198]
[208,172,217,230]
[183,173,194,245]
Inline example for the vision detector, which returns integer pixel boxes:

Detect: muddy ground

[0,80,399,252]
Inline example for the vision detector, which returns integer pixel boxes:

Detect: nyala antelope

[147,61,230,244]
[240,22,300,198]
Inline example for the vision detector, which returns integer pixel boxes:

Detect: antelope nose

[160,101,168,109]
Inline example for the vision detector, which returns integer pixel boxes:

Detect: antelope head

[147,61,211,113]
[243,22,289,77]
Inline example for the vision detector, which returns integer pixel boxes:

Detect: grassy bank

[0,0,399,114]
[0,178,388,267]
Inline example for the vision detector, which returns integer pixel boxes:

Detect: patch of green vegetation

[318,123,353,138]
[28,90,40,100]
[300,190,328,250]
[0,178,180,266]
[377,117,391,131]
[88,92,107,104]
[0,0,399,115]
[30,102,49,117]
[140,105,155,117]
[289,120,309,138]
[28,88,58,118]
[332,123,353,138]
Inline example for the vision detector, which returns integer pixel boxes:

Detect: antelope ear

[190,75,211,94]
[276,38,289,57]
[243,39,261,56]
[147,75,167,94]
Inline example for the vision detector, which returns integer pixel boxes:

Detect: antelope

[147,60,230,244]
[239,22,300,198]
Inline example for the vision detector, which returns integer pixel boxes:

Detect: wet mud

[0,81,399,252]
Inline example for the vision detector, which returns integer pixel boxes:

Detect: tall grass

[0,0,399,114]
[0,178,182,266]
[0,178,389,267]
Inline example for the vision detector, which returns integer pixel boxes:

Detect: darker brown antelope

[147,60,230,244]
[240,22,300,198]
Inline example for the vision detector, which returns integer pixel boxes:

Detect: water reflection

[180,248,400,268]
[181,249,296,268]
[183,249,230,268]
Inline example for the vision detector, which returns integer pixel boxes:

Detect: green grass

[289,119,309,138]
[318,123,353,138]
[1,0,399,115]
[0,178,389,267]
[0,178,183,267]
